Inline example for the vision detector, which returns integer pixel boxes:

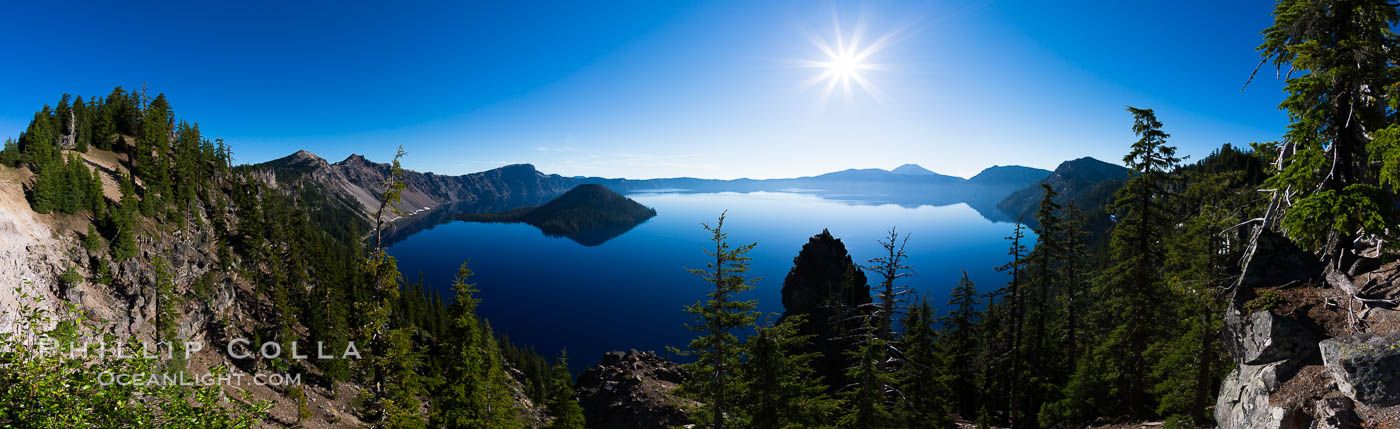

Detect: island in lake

[457,184,658,246]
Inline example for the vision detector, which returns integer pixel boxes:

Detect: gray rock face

[1319,333,1400,407]
[1223,309,1319,365]
[576,350,692,429]
[1216,361,1300,429]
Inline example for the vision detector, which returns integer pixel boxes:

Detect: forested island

[455,184,657,245]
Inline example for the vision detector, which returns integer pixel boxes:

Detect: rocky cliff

[778,229,872,390]
[1216,231,1400,428]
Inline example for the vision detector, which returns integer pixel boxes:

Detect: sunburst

[799,15,895,105]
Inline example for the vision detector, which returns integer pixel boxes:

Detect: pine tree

[434,262,521,428]
[1150,172,1237,423]
[993,220,1028,426]
[89,168,105,216]
[83,223,104,252]
[72,95,89,153]
[544,350,586,429]
[1049,107,1179,422]
[1058,205,1091,370]
[111,172,139,261]
[0,138,19,167]
[867,227,913,342]
[358,146,410,425]
[900,296,952,427]
[741,315,840,428]
[673,211,758,429]
[839,318,900,429]
[940,271,980,418]
[1251,0,1400,260]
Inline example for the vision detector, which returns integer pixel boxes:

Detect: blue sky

[0,0,1286,179]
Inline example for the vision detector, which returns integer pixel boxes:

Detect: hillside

[967,165,1053,186]
[459,184,657,246]
[996,157,1129,230]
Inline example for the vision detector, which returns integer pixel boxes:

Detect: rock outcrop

[1216,230,1400,428]
[778,229,870,390]
[1319,333,1400,407]
[576,350,693,429]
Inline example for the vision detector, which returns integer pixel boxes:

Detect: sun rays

[799,14,897,106]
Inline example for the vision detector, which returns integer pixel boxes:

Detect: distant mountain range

[253,151,1132,245]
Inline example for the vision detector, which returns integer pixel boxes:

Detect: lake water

[387,191,1029,373]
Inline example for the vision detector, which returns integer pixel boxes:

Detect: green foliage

[741,315,840,428]
[940,271,980,418]
[1244,290,1286,314]
[672,211,759,429]
[82,223,103,251]
[0,138,19,167]
[432,263,522,428]
[544,351,586,429]
[1256,0,1400,256]
[900,297,952,427]
[58,266,81,288]
[839,321,899,429]
[1049,107,1180,423]
[93,257,113,285]
[0,287,270,426]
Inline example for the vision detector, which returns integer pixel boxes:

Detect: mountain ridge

[996,156,1130,233]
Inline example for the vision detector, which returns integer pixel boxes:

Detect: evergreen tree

[839,319,899,429]
[72,95,90,153]
[940,271,981,418]
[433,262,521,428]
[1251,0,1400,259]
[900,296,952,428]
[1048,107,1179,422]
[1150,172,1237,423]
[0,138,19,167]
[673,211,759,429]
[741,315,840,428]
[993,220,1028,426]
[544,350,586,429]
[111,172,139,261]
[82,223,103,252]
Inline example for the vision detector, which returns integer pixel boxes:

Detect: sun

[799,15,894,105]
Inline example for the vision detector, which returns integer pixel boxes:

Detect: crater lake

[386,191,1031,373]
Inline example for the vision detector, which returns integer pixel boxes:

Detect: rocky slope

[576,349,694,429]
[255,150,579,224]
[0,150,555,427]
[1216,231,1400,428]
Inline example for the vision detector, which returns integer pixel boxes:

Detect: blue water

[387,191,1028,373]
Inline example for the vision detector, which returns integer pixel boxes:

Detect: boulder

[576,350,692,429]
[1319,333,1400,407]
[1222,309,1319,365]
[1216,361,1303,429]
